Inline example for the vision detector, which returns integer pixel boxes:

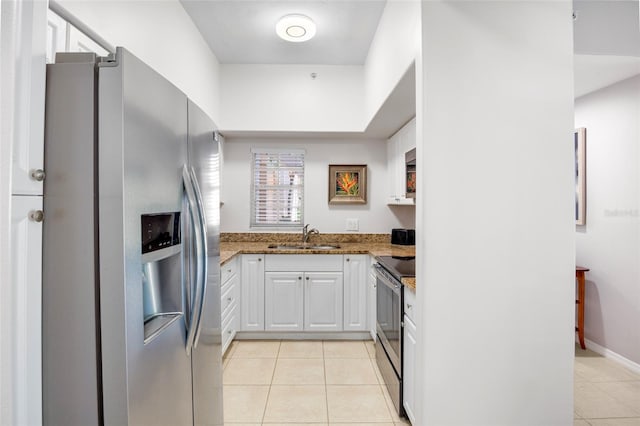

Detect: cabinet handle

[227,297,232,302]
[346,258,350,262]
[31,169,45,182]
[406,304,412,309]
[258,258,262,262]
[29,210,44,222]
[298,276,302,280]
[227,269,231,273]
[228,330,232,334]
[306,276,309,281]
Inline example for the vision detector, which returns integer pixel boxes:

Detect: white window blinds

[251,149,304,228]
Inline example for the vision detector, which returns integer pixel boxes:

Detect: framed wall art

[328,164,367,204]
[575,127,586,225]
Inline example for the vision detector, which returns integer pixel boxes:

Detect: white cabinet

[304,272,343,331]
[403,287,417,425]
[343,255,368,331]
[7,0,47,196]
[264,255,344,332]
[265,272,303,331]
[387,117,416,205]
[10,196,43,426]
[368,256,377,340]
[240,254,265,331]
[221,257,240,355]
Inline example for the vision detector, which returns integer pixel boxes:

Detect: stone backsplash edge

[220,232,391,244]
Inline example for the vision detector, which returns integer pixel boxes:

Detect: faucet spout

[302,223,319,243]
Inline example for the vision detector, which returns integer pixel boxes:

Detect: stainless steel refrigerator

[42,48,223,425]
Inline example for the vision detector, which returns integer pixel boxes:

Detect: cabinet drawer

[265,254,342,272]
[221,304,237,355]
[221,256,239,286]
[221,281,238,321]
[404,286,417,322]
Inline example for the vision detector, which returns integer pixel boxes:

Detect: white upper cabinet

[7,1,47,196]
[387,117,416,205]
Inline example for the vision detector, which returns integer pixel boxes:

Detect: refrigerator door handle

[183,165,204,355]
[189,166,208,348]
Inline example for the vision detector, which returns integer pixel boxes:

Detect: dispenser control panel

[141,212,181,254]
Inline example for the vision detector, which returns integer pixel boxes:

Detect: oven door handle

[373,264,402,295]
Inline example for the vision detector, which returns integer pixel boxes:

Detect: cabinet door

[8,0,47,195]
[403,314,417,424]
[240,255,265,331]
[10,196,43,426]
[387,131,399,198]
[343,255,368,331]
[368,256,377,340]
[304,272,343,331]
[265,272,303,331]
[221,272,239,355]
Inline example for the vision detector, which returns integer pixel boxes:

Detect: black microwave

[405,148,416,199]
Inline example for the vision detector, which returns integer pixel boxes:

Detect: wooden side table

[575,266,590,349]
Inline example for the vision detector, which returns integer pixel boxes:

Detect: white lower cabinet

[368,256,377,340]
[241,254,265,331]
[233,254,371,336]
[264,255,344,332]
[265,272,303,331]
[304,272,343,331]
[221,257,239,355]
[403,287,417,425]
[10,196,43,426]
[343,255,368,331]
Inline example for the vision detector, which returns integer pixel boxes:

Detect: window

[251,149,304,228]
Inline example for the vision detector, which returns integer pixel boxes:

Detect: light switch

[346,218,359,231]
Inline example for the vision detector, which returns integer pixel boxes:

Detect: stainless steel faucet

[302,224,319,243]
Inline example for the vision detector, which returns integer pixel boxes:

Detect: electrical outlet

[346,218,359,231]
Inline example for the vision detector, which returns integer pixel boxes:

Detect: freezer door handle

[183,165,205,355]
[189,166,208,349]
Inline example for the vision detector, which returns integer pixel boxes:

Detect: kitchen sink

[267,244,341,250]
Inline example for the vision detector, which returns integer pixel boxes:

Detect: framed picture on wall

[328,164,367,204]
[575,127,586,225]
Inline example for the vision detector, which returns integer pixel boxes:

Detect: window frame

[250,148,305,229]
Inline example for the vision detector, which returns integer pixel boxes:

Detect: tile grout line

[259,339,281,425]
[323,340,330,425]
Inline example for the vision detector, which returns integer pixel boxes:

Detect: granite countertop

[219,237,416,290]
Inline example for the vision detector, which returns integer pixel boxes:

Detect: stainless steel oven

[374,255,413,417]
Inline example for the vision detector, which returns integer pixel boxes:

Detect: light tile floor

[223,339,410,426]
[574,345,640,426]
[223,340,640,425]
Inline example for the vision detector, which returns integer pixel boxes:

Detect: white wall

[221,138,414,233]
[58,0,221,124]
[417,2,575,425]
[363,0,419,126]
[218,0,420,134]
[220,64,364,133]
[575,75,640,365]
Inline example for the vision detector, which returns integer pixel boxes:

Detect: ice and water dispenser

[141,212,183,344]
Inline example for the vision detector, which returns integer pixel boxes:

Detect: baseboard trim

[584,338,640,375]
[236,331,372,340]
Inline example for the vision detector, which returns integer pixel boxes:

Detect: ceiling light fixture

[276,14,316,42]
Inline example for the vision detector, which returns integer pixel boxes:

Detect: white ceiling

[179,0,638,134]
[574,54,640,98]
[179,0,386,65]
